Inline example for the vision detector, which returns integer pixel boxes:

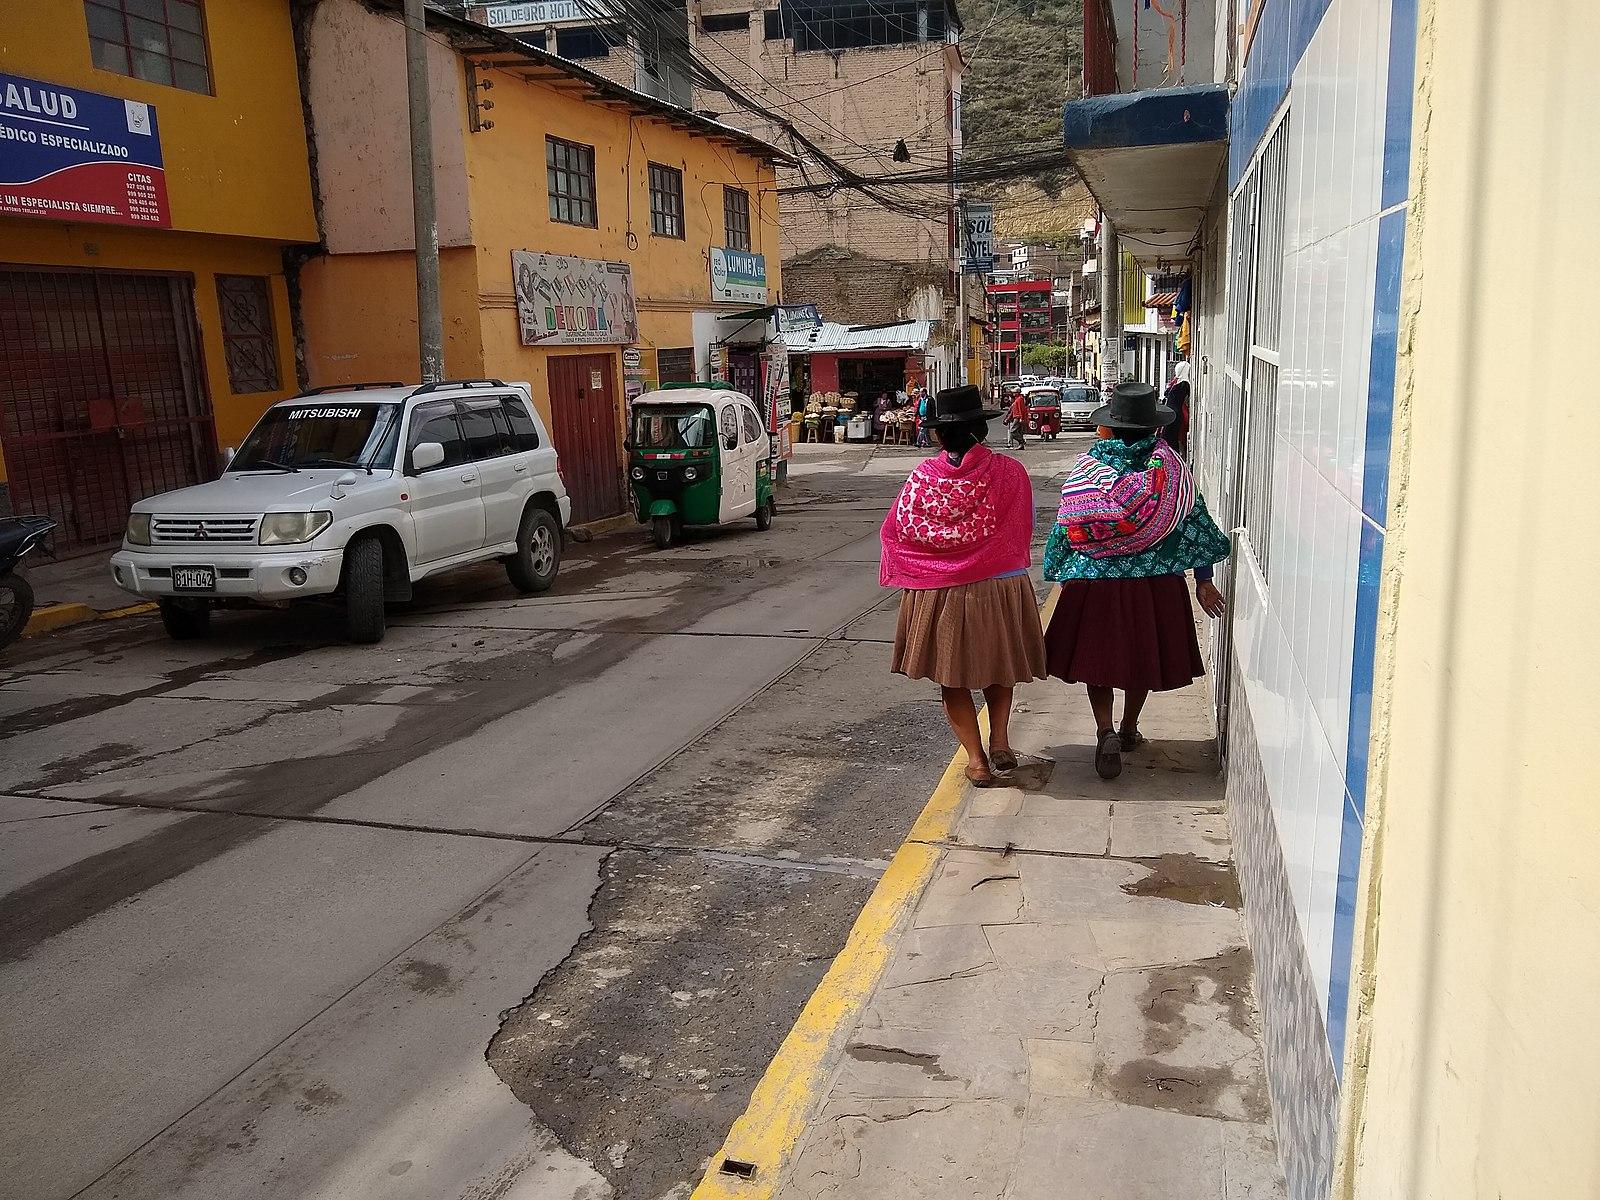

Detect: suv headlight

[126,513,151,545]
[259,511,333,545]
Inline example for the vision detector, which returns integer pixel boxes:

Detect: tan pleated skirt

[891,574,1047,690]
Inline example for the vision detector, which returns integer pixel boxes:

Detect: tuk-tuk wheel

[651,515,675,549]
[755,499,773,531]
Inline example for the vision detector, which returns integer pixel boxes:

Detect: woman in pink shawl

[881,385,1045,786]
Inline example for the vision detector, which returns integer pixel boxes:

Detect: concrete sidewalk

[699,660,1288,1198]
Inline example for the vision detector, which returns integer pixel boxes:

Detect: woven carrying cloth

[1054,439,1196,557]
[1044,436,1229,582]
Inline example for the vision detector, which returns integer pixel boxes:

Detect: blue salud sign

[0,71,169,227]
[710,247,767,304]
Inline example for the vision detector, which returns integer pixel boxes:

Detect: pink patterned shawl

[880,445,1035,590]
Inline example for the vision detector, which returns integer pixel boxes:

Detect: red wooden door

[0,267,214,552]
[547,353,623,525]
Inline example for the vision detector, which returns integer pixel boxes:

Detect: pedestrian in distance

[1006,386,1028,449]
[1041,380,1229,780]
[1163,360,1192,459]
[881,385,1046,787]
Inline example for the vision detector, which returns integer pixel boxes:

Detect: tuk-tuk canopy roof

[633,386,755,409]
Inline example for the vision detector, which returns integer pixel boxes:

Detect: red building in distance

[985,278,1055,380]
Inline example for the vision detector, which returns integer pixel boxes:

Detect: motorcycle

[0,515,58,649]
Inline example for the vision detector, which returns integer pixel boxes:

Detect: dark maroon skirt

[1044,575,1205,692]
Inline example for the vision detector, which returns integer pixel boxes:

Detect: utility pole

[1098,210,1120,398]
[404,0,445,383]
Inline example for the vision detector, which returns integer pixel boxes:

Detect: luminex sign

[0,72,169,228]
[710,248,767,304]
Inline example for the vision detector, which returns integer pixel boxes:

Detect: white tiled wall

[1229,0,1391,1027]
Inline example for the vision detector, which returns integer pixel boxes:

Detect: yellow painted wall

[0,0,317,485]
[300,30,785,467]
[1335,1,1600,1197]
[299,248,486,388]
[2,0,316,243]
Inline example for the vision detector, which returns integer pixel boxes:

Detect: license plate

[172,565,216,592]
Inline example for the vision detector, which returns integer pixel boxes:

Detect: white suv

[111,379,571,644]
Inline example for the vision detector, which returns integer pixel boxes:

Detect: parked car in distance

[1060,382,1101,429]
[110,379,571,644]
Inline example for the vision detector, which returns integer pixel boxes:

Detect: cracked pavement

[0,440,1084,1200]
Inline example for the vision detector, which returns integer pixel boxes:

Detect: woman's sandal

[1118,727,1147,752]
[965,762,996,788]
[1094,729,1123,780]
[990,748,1019,773]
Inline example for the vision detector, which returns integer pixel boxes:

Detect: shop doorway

[837,356,907,406]
[0,267,215,554]
[548,353,623,524]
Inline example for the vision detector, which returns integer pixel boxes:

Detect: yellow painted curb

[99,602,157,620]
[691,581,1060,1197]
[690,749,971,1199]
[22,602,96,638]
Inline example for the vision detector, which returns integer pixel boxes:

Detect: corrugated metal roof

[781,320,932,354]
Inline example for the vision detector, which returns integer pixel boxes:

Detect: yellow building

[0,0,315,552]
[296,0,788,523]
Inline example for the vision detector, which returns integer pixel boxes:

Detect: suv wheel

[507,507,561,593]
[342,536,387,643]
[158,598,211,641]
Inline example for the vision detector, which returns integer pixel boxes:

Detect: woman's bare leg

[1120,689,1150,737]
[1087,684,1117,733]
[982,685,1015,755]
[941,686,991,777]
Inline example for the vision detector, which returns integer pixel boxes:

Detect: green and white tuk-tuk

[627,384,776,549]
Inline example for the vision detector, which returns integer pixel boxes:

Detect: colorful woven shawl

[880,445,1035,590]
[1054,440,1195,558]
[1044,436,1230,582]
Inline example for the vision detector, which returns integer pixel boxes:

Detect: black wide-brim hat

[1090,379,1175,431]
[925,384,1000,426]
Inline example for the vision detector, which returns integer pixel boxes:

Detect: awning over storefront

[782,320,932,355]
[1061,83,1229,266]
[1144,290,1180,308]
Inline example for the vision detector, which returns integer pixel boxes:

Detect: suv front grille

[151,516,260,544]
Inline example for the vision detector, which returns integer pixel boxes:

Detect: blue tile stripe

[1329,0,1417,1068]
[1229,0,1332,186]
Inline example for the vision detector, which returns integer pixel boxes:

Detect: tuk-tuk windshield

[634,405,715,450]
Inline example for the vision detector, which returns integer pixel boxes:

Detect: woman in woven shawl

[1043,380,1229,780]
[882,385,1045,787]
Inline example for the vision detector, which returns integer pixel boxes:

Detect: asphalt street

[0,436,1085,1200]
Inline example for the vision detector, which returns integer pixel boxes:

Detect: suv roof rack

[295,382,406,396]
[411,378,507,395]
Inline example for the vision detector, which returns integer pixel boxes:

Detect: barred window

[86,0,213,94]
[216,275,279,395]
[657,347,695,383]
[723,187,751,252]
[547,136,596,227]
[649,163,684,239]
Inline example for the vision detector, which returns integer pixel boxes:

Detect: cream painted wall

[1337,0,1600,1196]
[303,0,474,253]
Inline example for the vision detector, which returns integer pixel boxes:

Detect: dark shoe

[965,762,996,788]
[1094,730,1123,780]
[990,748,1019,772]
[1118,727,1147,752]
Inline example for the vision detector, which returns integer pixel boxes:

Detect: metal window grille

[85,0,212,94]
[649,163,684,239]
[216,274,279,395]
[0,267,214,552]
[547,136,597,227]
[656,347,695,383]
[724,187,752,251]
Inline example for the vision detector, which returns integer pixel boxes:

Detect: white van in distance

[110,380,571,644]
